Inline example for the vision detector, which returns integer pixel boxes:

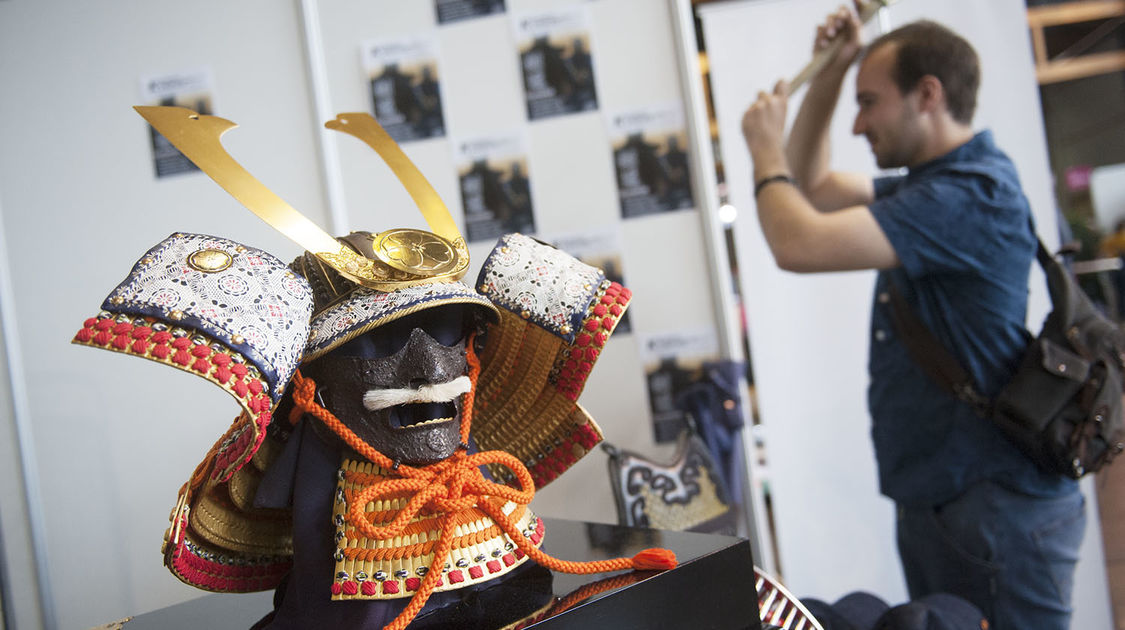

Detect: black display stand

[118,518,761,630]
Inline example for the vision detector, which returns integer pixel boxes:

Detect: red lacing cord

[288,335,676,630]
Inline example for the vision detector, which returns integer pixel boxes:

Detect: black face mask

[301,307,469,466]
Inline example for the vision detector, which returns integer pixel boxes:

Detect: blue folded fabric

[799,591,985,630]
[874,593,986,630]
[802,591,889,630]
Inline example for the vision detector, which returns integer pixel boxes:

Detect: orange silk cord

[287,337,676,630]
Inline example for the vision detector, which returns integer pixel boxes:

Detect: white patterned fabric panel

[103,233,313,395]
[477,233,604,343]
[304,281,498,361]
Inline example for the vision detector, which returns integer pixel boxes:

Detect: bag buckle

[954,382,990,414]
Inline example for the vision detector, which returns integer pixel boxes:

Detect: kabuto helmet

[74,106,671,630]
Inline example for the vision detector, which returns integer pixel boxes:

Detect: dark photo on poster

[609,104,695,218]
[455,133,535,244]
[363,36,446,143]
[640,331,720,443]
[139,69,215,178]
[435,0,505,24]
[515,8,598,121]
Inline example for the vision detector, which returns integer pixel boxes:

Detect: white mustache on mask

[361,375,472,412]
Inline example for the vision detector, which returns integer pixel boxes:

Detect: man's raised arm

[787,3,873,211]
[739,3,896,273]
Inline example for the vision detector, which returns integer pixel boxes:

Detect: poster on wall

[361,35,446,143]
[139,68,214,178]
[513,7,598,121]
[550,228,632,334]
[435,0,505,24]
[639,329,720,443]
[454,131,535,243]
[608,103,695,218]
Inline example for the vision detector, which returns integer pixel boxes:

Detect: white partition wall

[701,0,1111,625]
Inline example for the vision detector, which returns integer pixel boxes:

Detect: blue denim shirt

[868,130,1076,506]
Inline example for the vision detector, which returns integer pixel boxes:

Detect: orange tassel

[631,548,678,571]
[290,335,679,630]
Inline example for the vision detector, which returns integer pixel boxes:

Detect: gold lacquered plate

[372,229,460,276]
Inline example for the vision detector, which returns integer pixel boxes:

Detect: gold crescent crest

[134,106,468,291]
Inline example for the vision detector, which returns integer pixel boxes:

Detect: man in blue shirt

[740,7,1084,629]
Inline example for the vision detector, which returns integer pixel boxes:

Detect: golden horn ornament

[134,106,468,291]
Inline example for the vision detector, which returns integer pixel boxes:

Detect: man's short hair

[867,20,980,124]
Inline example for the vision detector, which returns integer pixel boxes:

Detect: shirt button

[874,329,887,342]
[878,292,890,304]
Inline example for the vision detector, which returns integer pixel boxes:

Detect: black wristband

[754,174,796,198]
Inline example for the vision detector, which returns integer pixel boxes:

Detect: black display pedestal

[119,518,761,630]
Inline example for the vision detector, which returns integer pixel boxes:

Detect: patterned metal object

[756,567,824,630]
[371,229,459,276]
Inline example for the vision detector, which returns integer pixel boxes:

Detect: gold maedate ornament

[134,106,469,291]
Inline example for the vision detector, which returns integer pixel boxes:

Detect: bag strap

[885,280,992,415]
[886,219,1058,417]
[1034,238,1057,277]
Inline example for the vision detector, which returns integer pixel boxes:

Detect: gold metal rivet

[231,334,245,344]
[110,296,125,305]
[187,249,233,273]
[170,310,184,321]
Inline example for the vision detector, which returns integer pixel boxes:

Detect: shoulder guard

[73,233,312,592]
[474,233,632,487]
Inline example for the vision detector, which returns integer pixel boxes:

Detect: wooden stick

[789,0,896,91]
